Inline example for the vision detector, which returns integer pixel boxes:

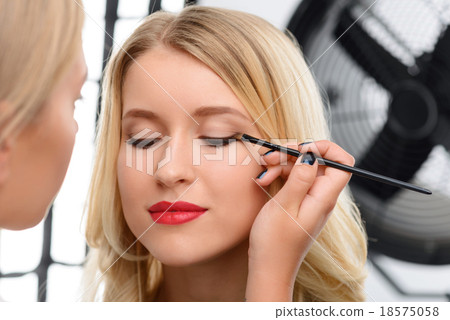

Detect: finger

[255,162,295,186]
[300,140,355,167]
[306,173,349,214]
[271,153,319,215]
[261,142,301,166]
[259,142,298,183]
[299,141,355,214]
[254,165,282,186]
[293,195,335,239]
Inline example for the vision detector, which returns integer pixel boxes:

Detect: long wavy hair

[0,0,84,144]
[83,6,367,301]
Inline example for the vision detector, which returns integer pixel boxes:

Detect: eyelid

[125,133,239,149]
[200,134,238,147]
[126,137,161,149]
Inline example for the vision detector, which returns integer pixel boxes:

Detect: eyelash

[126,135,237,149]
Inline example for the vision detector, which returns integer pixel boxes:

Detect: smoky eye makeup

[124,127,163,149]
[197,133,239,148]
[125,132,241,150]
[122,111,247,150]
[126,135,161,149]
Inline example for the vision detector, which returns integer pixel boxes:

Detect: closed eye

[201,135,237,148]
[126,134,238,149]
[126,138,161,149]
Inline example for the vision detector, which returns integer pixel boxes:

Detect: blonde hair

[83,6,367,301]
[0,0,84,143]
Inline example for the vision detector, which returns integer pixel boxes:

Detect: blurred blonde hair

[83,6,367,301]
[0,0,84,143]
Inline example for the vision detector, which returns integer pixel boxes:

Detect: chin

[24,206,51,230]
[148,245,219,268]
[2,208,49,231]
[152,255,200,268]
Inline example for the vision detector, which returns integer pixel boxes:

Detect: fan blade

[286,0,335,47]
[426,26,450,78]
[352,78,438,200]
[432,116,450,150]
[424,26,450,110]
[423,26,450,149]
[335,7,412,92]
[351,123,433,200]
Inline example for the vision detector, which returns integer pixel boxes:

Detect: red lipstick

[148,201,207,225]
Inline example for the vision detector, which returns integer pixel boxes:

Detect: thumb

[272,153,318,216]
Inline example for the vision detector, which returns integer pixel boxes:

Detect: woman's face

[0,48,87,230]
[118,46,268,266]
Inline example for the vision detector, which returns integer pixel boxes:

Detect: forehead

[121,46,252,121]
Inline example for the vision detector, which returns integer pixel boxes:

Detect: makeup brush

[233,133,432,195]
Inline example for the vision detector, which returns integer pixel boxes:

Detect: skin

[0,48,87,230]
[118,46,355,301]
[247,140,355,301]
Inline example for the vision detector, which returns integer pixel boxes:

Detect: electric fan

[287,0,450,265]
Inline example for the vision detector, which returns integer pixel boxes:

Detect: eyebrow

[122,106,251,122]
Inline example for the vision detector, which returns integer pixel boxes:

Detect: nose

[153,133,196,189]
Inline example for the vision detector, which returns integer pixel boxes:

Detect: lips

[148,201,207,225]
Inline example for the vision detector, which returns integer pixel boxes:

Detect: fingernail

[256,169,268,179]
[263,150,274,156]
[299,141,312,146]
[300,152,316,165]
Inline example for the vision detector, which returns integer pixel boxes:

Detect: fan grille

[289,0,450,264]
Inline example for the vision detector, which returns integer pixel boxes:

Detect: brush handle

[319,158,431,195]
[240,134,432,195]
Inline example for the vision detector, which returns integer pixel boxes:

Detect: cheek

[193,153,268,254]
[50,104,77,173]
[117,147,140,204]
[30,101,76,179]
[201,146,268,217]
[117,147,152,231]
[33,98,79,205]
[4,101,78,228]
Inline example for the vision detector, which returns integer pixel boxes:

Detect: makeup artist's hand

[245,140,355,301]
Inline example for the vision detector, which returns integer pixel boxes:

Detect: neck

[155,238,249,302]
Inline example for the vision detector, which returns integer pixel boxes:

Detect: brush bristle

[232,133,243,140]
